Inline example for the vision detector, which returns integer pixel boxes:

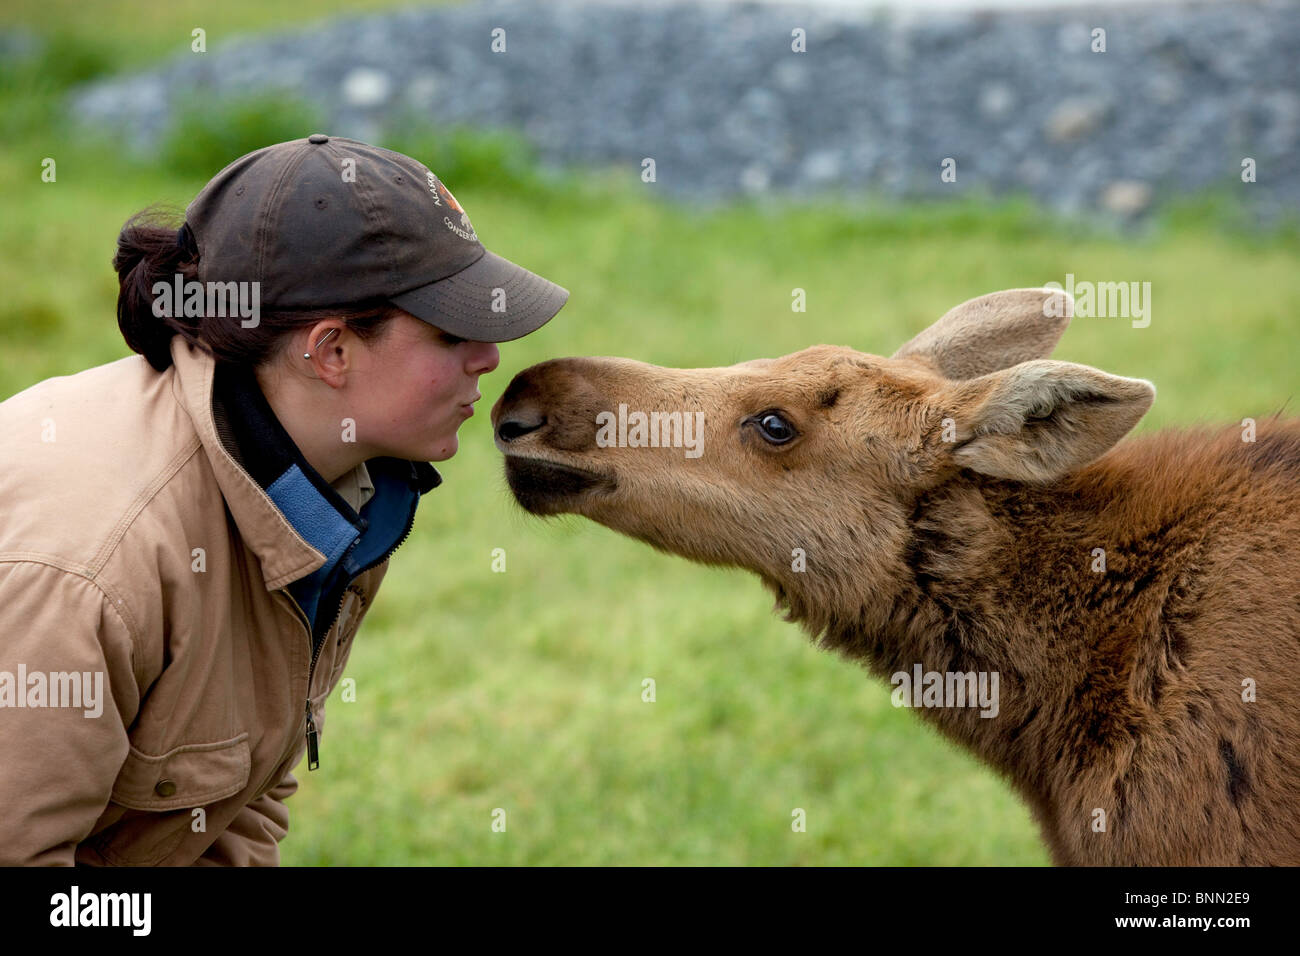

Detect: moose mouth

[503,455,616,515]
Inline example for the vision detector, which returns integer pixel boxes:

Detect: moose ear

[893,288,1073,380]
[943,360,1155,483]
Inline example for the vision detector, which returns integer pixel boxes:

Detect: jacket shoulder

[0,353,203,574]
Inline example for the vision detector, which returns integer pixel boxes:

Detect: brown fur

[491,288,1300,865]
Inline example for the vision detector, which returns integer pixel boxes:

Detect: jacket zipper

[297,495,421,771]
[303,583,335,772]
[274,590,322,770]
[212,378,436,784]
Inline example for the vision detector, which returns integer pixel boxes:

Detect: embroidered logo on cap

[426,171,478,243]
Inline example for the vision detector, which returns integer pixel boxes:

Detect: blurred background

[2,0,1296,865]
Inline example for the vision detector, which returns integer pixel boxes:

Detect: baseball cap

[183,134,568,342]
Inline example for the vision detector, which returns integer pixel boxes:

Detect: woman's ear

[941,359,1156,482]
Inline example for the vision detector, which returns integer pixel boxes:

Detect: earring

[303,327,339,359]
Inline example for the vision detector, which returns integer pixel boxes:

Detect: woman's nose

[469,341,500,375]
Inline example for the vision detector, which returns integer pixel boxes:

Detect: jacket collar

[169,337,440,591]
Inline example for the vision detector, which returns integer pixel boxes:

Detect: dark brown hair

[113,206,400,371]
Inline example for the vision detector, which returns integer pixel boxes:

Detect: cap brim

[388,249,569,343]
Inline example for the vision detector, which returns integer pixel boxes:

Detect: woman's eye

[440,333,467,346]
[754,412,796,444]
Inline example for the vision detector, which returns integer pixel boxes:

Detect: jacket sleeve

[192,769,297,866]
[0,560,140,865]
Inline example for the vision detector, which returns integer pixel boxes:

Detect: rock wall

[67,0,1300,219]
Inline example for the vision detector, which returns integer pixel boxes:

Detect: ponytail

[113,208,200,371]
[113,205,402,373]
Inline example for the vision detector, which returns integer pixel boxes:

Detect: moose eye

[753,411,797,445]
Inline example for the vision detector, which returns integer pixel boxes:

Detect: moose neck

[770,443,1214,807]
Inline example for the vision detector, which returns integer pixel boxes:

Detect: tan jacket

[0,336,434,865]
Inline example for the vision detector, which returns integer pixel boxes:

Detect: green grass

[3,2,1298,866]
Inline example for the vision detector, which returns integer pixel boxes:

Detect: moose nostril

[497,414,546,443]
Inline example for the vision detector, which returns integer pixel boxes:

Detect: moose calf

[491,288,1300,865]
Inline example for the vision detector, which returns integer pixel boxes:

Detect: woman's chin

[426,435,459,462]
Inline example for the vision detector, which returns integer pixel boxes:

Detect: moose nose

[496,413,546,443]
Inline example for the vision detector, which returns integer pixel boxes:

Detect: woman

[0,134,568,865]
